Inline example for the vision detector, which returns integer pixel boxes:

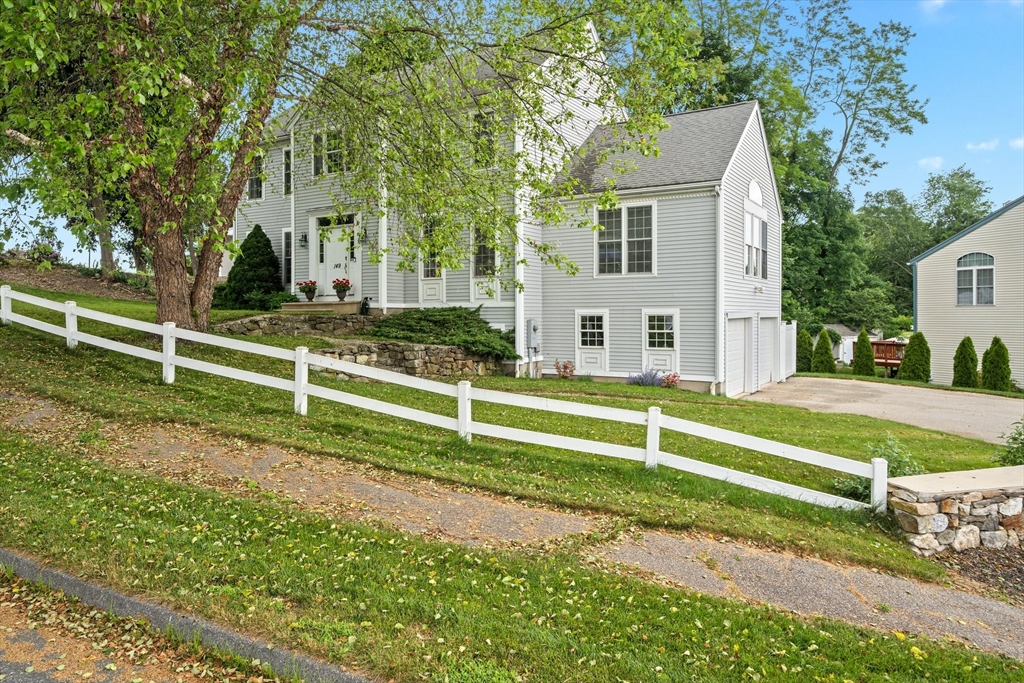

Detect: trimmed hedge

[981,336,1012,392]
[952,336,978,388]
[369,306,519,360]
[899,332,931,383]
[811,329,836,373]
[796,328,814,373]
[851,328,876,377]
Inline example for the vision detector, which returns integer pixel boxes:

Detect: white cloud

[921,0,948,11]
[918,156,944,170]
[1012,137,1024,150]
[966,139,999,151]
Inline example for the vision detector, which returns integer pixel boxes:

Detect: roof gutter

[562,180,721,202]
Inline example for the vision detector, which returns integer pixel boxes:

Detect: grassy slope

[0,433,1014,682]
[0,284,998,579]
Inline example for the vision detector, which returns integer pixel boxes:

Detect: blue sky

[842,0,1024,207]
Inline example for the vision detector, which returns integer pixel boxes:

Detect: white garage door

[759,317,776,388]
[726,318,747,397]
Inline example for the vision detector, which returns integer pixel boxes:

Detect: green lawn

[0,284,999,579]
[0,433,1014,682]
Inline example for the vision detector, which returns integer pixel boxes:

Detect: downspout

[713,184,724,395]
[513,131,526,376]
[379,181,389,314]
[912,262,918,332]
[289,123,296,295]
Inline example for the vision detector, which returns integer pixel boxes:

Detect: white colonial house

[233,82,786,395]
[910,195,1024,386]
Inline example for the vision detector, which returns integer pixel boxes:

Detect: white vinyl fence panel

[0,286,886,512]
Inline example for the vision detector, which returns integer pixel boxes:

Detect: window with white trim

[744,213,767,279]
[283,149,292,195]
[247,155,263,200]
[421,221,441,279]
[282,231,293,286]
[313,130,350,176]
[646,314,674,349]
[579,314,605,347]
[597,205,653,275]
[473,112,495,167]
[472,227,496,278]
[956,253,994,305]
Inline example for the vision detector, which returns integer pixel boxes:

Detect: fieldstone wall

[311,341,505,378]
[213,313,381,337]
[889,487,1023,556]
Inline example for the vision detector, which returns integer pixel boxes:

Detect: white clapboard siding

[660,414,873,478]
[471,387,648,425]
[0,285,881,512]
[306,382,459,430]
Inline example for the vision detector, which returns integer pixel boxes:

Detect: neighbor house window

[579,314,605,347]
[283,149,292,195]
[247,155,263,200]
[597,205,654,275]
[956,252,994,305]
[646,314,674,349]
[313,130,349,176]
[744,213,767,279]
[473,227,496,278]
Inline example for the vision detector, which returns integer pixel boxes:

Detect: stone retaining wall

[889,487,1023,556]
[213,313,381,337]
[311,341,505,378]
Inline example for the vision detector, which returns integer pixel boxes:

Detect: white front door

[726,317,748,397]
[315,215,360,299]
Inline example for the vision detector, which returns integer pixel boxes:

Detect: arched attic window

[748,180,763,205]
[744,180,767,279]
[956,253,994,305]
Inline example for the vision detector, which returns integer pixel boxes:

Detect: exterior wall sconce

[298,232,309,248]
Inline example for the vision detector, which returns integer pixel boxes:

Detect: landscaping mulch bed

[939,546,1024,602]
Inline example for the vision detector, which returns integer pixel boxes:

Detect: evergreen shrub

[796,328,814,372]
[981,336,1012,392]
[951,336,978,388]
[899,332,931,383]
[811,329,836,373]
[217,224,283,309]
[851,328,876,376]
[370,306,519,359]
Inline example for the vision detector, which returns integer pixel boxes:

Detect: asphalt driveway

[745,377,1024,443]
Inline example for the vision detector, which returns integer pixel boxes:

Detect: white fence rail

[0,286,887,512]
[783,321,797,379]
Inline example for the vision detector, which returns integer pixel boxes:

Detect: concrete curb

[0,547,371,683]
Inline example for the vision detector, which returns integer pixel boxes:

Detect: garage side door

[759,317,776,387]
[726,318,747,397]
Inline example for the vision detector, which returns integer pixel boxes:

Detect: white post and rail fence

[0,285,888,512]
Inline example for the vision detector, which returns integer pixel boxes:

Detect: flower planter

[304,291,315,302]
[335,290,349,301]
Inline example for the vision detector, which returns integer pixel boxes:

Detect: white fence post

[458,380,472,441]
[871,457,888,513]
[161,322,176,384]
[645,406,661,470]
[0,285,10,325]
[64,301,78,349]
[294,346,308,416]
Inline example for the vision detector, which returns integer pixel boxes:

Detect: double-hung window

[473,112,495,167]
[597,205,654,275]
[247,155,263,200]
[646,314,674,349]
[282,231,293,286]
[579,314,605,348]
[313,130,349,176]
[283,149,292,195]
[473,227,496,278]
[956,253,994,305]
[744,213,768,279]
[421,221,441,279]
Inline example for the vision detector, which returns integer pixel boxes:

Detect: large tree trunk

[190,236,224,332]
[150,220,199,330]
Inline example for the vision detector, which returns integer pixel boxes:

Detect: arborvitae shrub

[218,224,283,309]
[899,331,931,383]
[811,329,836,373]
[796,328,814,373]
[981,336,1012,392]
[952,336,978,388]
[851,328,876,376]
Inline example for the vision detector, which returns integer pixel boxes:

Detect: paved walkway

[4,392,1024,661]
[745,377,1024,443]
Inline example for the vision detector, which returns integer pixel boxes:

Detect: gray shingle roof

[567,101,757,192]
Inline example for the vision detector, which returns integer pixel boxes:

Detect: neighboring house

[233,82,786,394]
[823,324,883,365]
[910,195,1024,386]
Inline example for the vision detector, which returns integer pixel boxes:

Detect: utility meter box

[526,319,540,352]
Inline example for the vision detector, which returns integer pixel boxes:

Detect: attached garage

[726,317,748,397]
[759,317,777,388]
